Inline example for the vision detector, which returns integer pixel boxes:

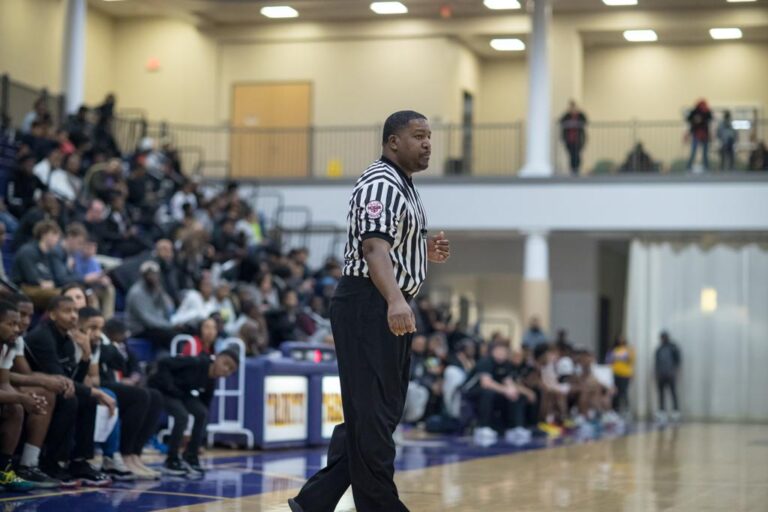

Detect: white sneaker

[654,411,668,425]
[504,427,531,446]
[669,411,682,423]
[103,455,136,482]
[473,427,498,447]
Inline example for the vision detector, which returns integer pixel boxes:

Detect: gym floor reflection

[2,423,766,511]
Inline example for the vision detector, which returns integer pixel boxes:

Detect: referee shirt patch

[365,201,384,219]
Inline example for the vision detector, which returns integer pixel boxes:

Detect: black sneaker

[182,454,205,476]
[15,466,61,489]
[40,464,80,488]
[68,460,112,488]
[162,457,188,477]
[288,498,305,512]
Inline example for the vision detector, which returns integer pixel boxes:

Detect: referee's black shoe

[287,498,304,512]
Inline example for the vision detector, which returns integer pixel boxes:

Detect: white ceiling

[90,0,765,25]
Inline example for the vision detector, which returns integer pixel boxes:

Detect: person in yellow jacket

[607,336,634,414]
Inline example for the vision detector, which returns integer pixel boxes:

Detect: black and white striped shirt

[342,157,428,297]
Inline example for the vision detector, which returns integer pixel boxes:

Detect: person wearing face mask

[522,317,549,352]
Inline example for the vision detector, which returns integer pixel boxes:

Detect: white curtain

[625,239,768,421]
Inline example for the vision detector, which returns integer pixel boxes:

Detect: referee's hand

[388,299,417,337]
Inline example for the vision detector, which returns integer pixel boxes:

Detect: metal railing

[0,74,65,132]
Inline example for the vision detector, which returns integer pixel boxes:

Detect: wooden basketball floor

[3,423,766,511]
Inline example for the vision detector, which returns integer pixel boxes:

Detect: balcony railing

[117,117,765,180]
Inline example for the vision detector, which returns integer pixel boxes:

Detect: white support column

[63,0,86,114]
[522,230,551,331]
[520,0,553,177]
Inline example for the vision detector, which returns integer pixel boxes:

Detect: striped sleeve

[354,179,406,246]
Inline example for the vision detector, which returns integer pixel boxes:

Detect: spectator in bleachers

[655,331,681,423]
[33,147,63,186]
[76,308,135,482]
[403,335,430,423]
[236,206,265,249]
[171,274,217,328]
[154,239,182,305]
[180,317,218,357]
[170,179,198,223]
[7,154,46,219]
[717,110,737,171]
[22,121,56,161]
[607,335,634,415]
[620,143,658,172]
[442,338,476,419]
[61,282,91,310]
[230,300,270,356]
[522,316,548,351]
[104,193,150,257]
[56,129,75,157]
[510,348,538,427]
[125,260,179,350]
[64,106,93,148]
[99,318,162,479]
[559,100,588,175]
[530,344,569,436]
[572,349,613,423]
[88,158,125,204]
[12,220,61,310]
[50,222,87,289]
[126,158,155,209]
[466,342,531,446]
[14,192,66,250]
[211,217,246,264]
[21,98,48,134]
[25,296,115,486]
[0,300,49,492]
[265,288,312,347]
[48,152,83,204]
[686,99,712,171]
[149,348,239,477]
[212,281,237,333]
[749,141,768,171]
[73,235,116,317]
[82,198,111,253]
[245,272,280,313]
[5,294,66,489]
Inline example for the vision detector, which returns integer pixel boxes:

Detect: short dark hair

[61,282,88,297]
[217,348,240,366]
[0,301,19,320]
[47,295,74,312]
[78,306,102,322]
[104,318,128,339]
[8,294,32,308]
[33,220,61,240]
[382,110,427,144]
[533,343,551,361]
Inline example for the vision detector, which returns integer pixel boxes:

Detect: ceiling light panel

[260,6,299,18]
[623,29,658,42]
[709,27,743,39]
[370,2,408,14]
[490,38,526,51]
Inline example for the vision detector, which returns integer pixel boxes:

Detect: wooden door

[230,82,311,178]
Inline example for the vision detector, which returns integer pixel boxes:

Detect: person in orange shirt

[607,336,634,415]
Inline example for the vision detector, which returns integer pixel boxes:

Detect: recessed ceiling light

[483,0,522,9]
[490,38,526,51]
[726,1,757,3]
[710,27,743,39]
[623,29,658,42]
[260,6,299,18]
[370,2,408,14]
[603,0,638,5]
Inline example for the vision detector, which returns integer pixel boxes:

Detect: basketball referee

[289,111,450,512]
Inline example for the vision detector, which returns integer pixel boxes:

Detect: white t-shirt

[0,337,25,370]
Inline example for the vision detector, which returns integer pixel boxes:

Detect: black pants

[613,376,631,413]
[163,395,208,458]
[471,388,527,430]
[294,276,412,512]
[104,384,164,455]
[657,376,678,412]
[43,393,96,465]
[566,143,582,173]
